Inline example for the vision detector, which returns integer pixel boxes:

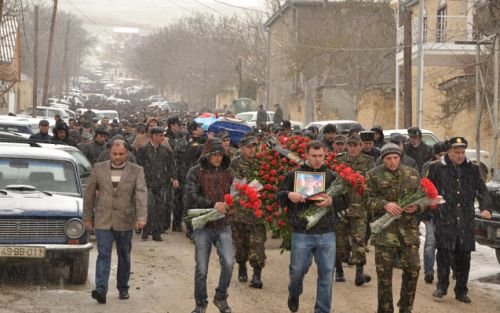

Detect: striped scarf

[110,162,126,191]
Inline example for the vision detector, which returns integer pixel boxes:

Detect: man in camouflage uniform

[335,134,374,286]
[366,143,422,313]
[230,135,266,289]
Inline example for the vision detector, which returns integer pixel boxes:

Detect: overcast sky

[40,0,269,30]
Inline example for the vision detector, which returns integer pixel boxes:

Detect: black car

[474,173,500,264]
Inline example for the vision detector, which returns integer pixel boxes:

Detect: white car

[235,111,303,129]
[305,120,364,135]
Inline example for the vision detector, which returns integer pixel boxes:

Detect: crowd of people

[28,108,493,313]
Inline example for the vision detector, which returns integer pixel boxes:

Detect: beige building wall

[358,88,398,130]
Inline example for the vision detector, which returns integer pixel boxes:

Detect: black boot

[335,260,345,282]
[238,263,248,283]
[355,264,371,286]
[249,267,263,289]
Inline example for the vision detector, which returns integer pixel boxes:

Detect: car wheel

[496,249,500,264]
[68,251,89,284]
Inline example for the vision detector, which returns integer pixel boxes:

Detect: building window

[436,4,447,43]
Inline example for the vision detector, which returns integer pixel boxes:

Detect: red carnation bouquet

[185,179,263,230]
[370,177,444,234]
[224,179,264,218]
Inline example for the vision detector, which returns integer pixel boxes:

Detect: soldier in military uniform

[335,134,374,286]
[366,143,422,313]
[360,131,381,160]
[230,135,266,289]
[218,130,237,159]
[333,135,347,154]
[404,127,433,172]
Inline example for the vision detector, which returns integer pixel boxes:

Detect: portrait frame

[294,171,326,197]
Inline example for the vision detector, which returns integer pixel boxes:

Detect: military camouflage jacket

[336,152,375,217]
[365,164,421,247]
[230,156,263,224]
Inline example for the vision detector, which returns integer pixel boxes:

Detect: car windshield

[0,124,33,135]
[0,158,80,196]
[65,150,92,175]
[236,113,254,122]
[95,112,118,120]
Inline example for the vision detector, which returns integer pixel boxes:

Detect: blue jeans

[289,232,336,313]
[193,225,235,305]
[423,220,436,275]
[95,229,133,294]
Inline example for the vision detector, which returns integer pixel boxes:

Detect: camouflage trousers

[231,222,267,268]
[375,245,420,313]
[335,214,367,264]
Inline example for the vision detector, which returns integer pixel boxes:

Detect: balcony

[396,15,480,67]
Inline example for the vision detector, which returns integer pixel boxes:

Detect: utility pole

[391,0,400,128]
[475,39,481,164]
[403,8,413,128]
[416,0,425,128]
[59,19,70,100]
[42,0,58,107]
[32,5,39,117]
[0,0,4,27]
[237,57,242,99]
[493,34,499,172]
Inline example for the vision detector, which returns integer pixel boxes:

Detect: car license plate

[0,246,46,258]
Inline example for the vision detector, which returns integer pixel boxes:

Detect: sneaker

[433,289,447,300]
[213,295,231,313]
[118,290,129,300]
[424,274,434,284]
[191,303,208,313]
[91,289,106,304]
[455,294,471,303]
[287,295,299,312]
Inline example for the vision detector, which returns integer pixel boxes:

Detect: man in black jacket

[405,127,433,171]
[428,137,492,303]
[278,140,348,313]
[184,138,234,313]
[30,120,52,141]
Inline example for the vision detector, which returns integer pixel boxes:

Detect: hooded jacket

[184,141,234,229]
[277,163,348,234]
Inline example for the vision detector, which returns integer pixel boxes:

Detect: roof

[0,17,18,64]
[0,144,78,162]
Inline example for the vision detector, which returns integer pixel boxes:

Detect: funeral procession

[0,0,500,313]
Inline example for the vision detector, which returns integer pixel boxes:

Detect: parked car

[93,109,120,123]
[383,129,491,179]
[0,119,35,138]
[0,142,92,284]
[235,111,304,129]
[305,120,364,135]
[474,173,500,264]
[22,106,71,125]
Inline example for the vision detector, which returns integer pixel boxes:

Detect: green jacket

[336,152,375,217]
[365,164,421,247]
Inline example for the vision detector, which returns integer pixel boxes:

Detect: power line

[212,0,270,15]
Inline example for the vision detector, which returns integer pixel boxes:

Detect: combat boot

[355,264,371,286]
[238,263,248,282]
[335,262,346,282]
[249,267,263,289]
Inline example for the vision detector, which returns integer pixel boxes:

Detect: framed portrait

[294,171,326,197]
